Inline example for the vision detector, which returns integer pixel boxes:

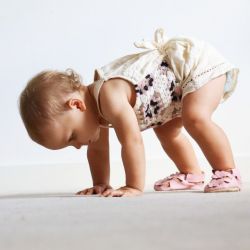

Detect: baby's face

[41,100,100,150]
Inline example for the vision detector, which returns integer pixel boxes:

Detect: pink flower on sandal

[204,168,242,193]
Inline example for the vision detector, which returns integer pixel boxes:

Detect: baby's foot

[204,168,242,193]
[154,172,205,191]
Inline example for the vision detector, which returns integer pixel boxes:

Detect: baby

[19,28,242,197]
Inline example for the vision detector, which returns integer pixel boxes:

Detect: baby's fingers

[111,190,124,197]
[86,188,95,195]
[76,189,87,195]
[94,186,104,195]
[102,189,124,197]
[76,188,93,195]
[101,189,116,197]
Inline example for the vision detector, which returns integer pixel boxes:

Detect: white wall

[0,0,250,169]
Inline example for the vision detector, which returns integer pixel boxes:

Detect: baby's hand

[76,184,113,196]
[101,186,142,197]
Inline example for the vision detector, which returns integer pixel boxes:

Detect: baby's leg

[153,117,201,174]
[182,74,235,171]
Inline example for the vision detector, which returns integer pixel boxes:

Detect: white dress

[92,29,239,131]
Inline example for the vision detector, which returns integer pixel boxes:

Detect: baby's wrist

[93,182,111,187]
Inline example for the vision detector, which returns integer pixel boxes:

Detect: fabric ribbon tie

[134,28,169,53]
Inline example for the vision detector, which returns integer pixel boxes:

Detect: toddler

[19,28,242,197]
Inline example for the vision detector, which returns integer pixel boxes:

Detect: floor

[0,185,250,250]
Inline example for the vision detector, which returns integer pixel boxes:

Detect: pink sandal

[154,172,205,191]
[204,168,242,193]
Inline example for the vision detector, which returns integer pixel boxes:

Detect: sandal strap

[186,172,205,183]
[208,168,241,188]
[159,172,205,186]
[154,171,205,191]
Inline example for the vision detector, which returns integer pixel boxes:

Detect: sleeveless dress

[92,28,239,131]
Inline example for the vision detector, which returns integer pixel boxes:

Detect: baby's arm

[76,127,112,195]
[111,105,146,195]
[87,127,110,185]
[100,82,146,196]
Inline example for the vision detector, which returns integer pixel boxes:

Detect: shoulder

[101,78,128,98]
[99,78,135,119]
[99,78,142,143]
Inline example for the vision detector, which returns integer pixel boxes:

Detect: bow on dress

[134,28,169,53]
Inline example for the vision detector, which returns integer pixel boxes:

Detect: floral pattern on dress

[133,61,182,131]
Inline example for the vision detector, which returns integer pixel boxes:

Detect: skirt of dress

[133,55,238,131]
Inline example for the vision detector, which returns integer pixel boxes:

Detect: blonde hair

[19,69,83,143]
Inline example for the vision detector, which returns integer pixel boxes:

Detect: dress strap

[92,79,105,119]
[92,79,114,128]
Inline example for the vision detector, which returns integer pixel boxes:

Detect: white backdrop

[0,0,250,168]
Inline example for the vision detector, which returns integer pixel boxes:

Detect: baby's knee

[182,111,210,133]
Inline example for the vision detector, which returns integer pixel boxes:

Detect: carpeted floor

[0,185,249,250]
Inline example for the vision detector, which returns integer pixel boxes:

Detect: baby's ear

[67,99,86,111]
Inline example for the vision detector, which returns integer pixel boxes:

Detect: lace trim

[182,62,226,89]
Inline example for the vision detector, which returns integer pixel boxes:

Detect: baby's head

[19,69,100,150]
